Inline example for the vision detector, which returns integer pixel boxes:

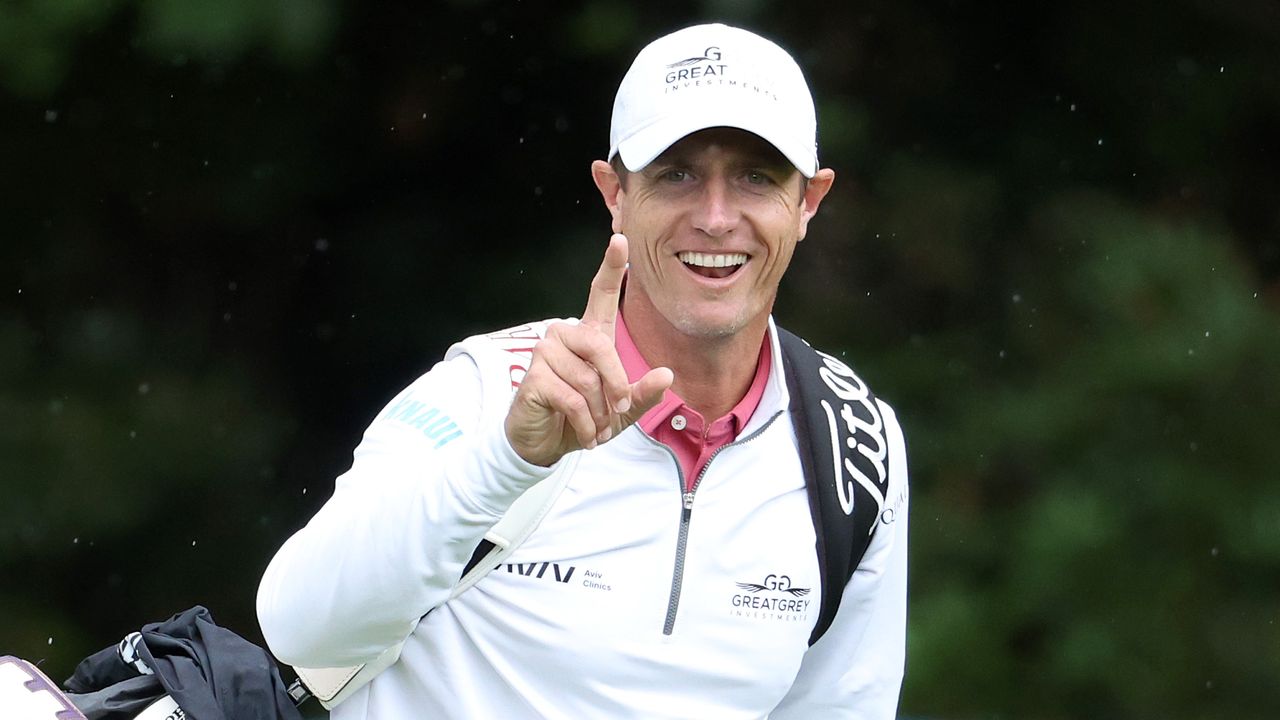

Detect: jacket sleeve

[256,352,555,668]
[769,401,910,720]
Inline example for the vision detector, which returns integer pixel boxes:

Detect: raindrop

[1187,349,1195,356]
[1206,680,1214,689]
[73,537,79,544]
[48,637,53,645]
[1219,66,1224,73]
[45,109,59,122]
[1069,103,1077,112]
[1204,330,1210,337]
[138,382,151,395]
[302,487,308,495]
[129,430,137,439]
[315,238,330,252]
[191,540,197,547]
[1254,292,1259,299]
[223,312,232,321]
[998,350,1007,359]
[1096,138,1103,146]
[1012,293,1023,304]
[228,281,238,291]
[1210,547,1219,557]
[1190,442,1199,451]
[421,113,427,119]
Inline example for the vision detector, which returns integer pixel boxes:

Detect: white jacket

[257,317,909,719]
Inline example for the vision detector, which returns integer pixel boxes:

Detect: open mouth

[677,251,748,279]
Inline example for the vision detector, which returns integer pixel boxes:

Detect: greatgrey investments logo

[735,574,809,596]
[665,46,727,85]
[730,574,813,622]
[666,45,722,68]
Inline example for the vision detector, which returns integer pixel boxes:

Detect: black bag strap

[778,327,892,645]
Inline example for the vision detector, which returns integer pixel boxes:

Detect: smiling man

[258,23,909,719]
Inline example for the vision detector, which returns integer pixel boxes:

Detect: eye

[745,170,773,185]
[660,168,690,183]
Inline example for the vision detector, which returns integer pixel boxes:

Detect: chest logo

[730,574,814,623]
[735,574,809,596]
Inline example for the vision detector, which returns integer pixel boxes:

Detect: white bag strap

[292,456,577,709]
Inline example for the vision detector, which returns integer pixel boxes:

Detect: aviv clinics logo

[500,561,613,592]
[730,574,813,623]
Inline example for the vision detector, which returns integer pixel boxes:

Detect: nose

[690,176,739,238]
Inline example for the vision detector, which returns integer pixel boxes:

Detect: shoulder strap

[777,328,892,645]
[293,464,577,710]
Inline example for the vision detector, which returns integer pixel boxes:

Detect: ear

[795,168,835,241]
[591,159,625,234]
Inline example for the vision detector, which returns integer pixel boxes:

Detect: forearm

[256,357,553,667]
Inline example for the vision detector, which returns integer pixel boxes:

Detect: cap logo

[663,45,731,88]
[666,46,722,68]
[660,44,778,101]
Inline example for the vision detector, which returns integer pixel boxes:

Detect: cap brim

[614,108,817,178]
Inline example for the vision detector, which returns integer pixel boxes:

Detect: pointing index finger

[582,233,628,339]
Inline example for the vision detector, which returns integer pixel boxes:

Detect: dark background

[3,1,1279,718]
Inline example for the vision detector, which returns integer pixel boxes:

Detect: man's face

[595,128,834,341]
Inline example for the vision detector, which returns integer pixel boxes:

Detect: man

[258,23,908,719]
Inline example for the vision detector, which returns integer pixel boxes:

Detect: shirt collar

[615,311,772,436]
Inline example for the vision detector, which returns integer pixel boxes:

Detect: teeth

[678,251,748,268]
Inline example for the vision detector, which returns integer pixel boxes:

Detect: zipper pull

[683,492,695,510]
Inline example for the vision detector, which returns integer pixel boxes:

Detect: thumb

[618,367,674,428]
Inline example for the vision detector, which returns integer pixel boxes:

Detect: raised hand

[505,234,674,467]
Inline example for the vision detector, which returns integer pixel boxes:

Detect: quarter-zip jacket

[257,317,909,719]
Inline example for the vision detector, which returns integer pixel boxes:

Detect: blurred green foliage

[2,1,1278,718]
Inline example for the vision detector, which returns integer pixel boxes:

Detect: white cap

[608,24,818,178]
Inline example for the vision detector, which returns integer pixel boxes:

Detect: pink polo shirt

[615,312,772,492]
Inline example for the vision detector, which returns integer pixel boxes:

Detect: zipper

[648,411,783,636]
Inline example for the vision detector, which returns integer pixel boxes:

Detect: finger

[581,233,628,340]
[538,335,613,438]
[618,367,675,428]
[534,371,602,451]
[551,322,633,415]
